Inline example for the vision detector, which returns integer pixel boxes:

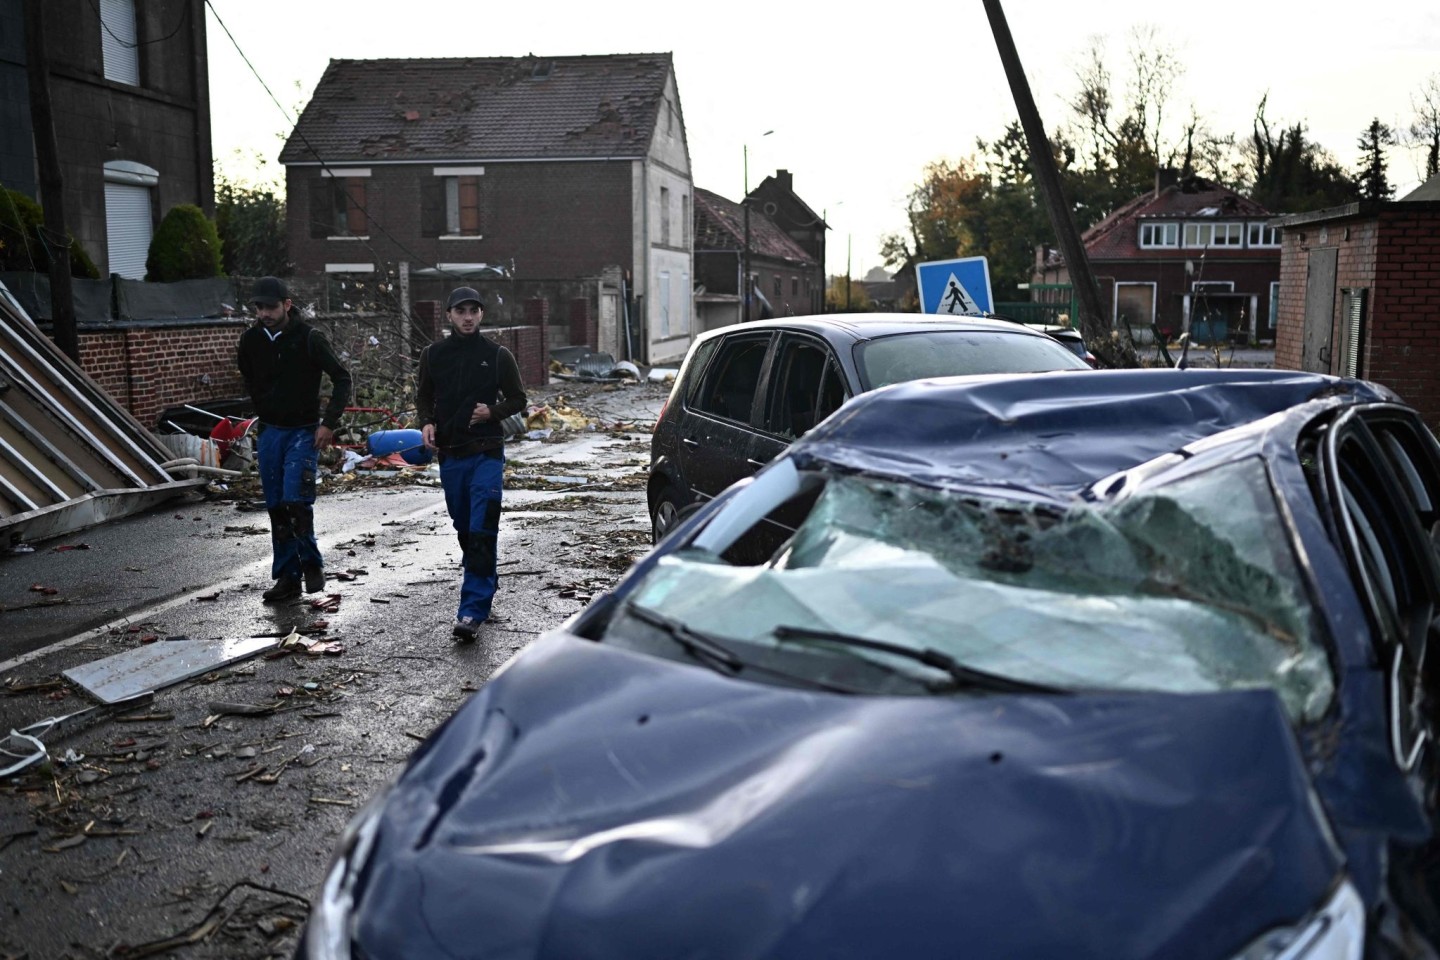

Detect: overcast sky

[205,0,1440,280]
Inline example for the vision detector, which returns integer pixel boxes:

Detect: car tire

[652,487,684,544]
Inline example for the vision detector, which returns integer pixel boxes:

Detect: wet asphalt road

[0,378,667,959]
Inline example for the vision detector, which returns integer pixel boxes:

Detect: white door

[104,182,151,279]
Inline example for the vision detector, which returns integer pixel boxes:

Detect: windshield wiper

[772,624,1061,694]
[626,603,744,675]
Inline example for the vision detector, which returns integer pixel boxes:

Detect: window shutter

[104,181,152,279]
[309,179,329,238]
[99,0,140,85]
[1341,288,1367,378]
[421,178,444,237]
[345,179,367,235]
[458,176,480,234]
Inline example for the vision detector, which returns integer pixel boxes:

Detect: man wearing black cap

[237,276,353,602]
[415,286,527,641]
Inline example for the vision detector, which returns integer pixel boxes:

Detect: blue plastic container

[366,429,432,465]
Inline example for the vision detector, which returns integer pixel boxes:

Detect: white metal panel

[99,0,140,85]
[104,181,151,280]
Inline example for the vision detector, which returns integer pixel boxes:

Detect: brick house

[0,0,213,278]
[747,169,827,314]
[1035,171,1282,344]
[692,186,821,331]
[278,53,694,364]
[1272,177,1440,430]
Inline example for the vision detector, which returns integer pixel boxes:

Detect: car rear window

[856,331,1089,389]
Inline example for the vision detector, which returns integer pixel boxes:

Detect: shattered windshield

[625,459,1333,722]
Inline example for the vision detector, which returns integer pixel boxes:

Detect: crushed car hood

[350,633,1342,960]
[797,368,1397,494]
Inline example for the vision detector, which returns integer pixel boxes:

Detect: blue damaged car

[300,368,1440,959]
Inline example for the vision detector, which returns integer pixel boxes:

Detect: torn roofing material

[796,368,1397,494]
[0,283,203,545]
[280,53,676,165]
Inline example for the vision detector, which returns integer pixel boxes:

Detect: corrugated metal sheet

[0,283,203,546]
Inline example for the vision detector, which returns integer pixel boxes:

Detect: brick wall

[480,326,545,393]
[1370,210,1440,428]
[77,321,248,428]
[286,160,634,284]
[1275,206,1440,430]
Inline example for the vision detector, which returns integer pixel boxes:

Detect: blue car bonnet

[793,368,1396,493]
[351,634,1341,960]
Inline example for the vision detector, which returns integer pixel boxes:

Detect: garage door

[104,181,151,279]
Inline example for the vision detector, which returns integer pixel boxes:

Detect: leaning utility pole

[23,0,79,362]
[982,0,1120,364]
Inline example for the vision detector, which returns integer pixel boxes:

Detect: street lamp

[741,130,773,322]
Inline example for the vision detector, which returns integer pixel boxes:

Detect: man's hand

[422,423,437,450]
[313,425,334,450]
[469,402,492,425]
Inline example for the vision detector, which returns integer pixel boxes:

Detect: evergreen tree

[1356,118,1396,201]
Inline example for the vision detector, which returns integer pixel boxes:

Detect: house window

[1247,223,1281,248]
[103,160,157,279]
[99,0,140,85]
[659,270,671,339]
[661,186,671,246]
[1339,288,1368,378]
[682,194,690,248]
[773,276,782,298]
[1192,281,1235,293]
[680,271,691,336]
[1183,222,1243,248]
[445,176,481,235]
[1267,281,1280,335]
[1138,222,1178,248]
[312,170,370,238]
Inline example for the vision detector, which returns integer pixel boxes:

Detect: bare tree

[1406,74,1440,181]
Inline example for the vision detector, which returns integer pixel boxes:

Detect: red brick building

[1036,172,1282,343]
[692,185,821,332]
[1273,179,1440,429]
[279,54,694,364]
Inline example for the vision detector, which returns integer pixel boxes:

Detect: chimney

[776,169,793,191]
[1155,167,1179,196]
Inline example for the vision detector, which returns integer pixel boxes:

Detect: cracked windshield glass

[627,458,1332,721]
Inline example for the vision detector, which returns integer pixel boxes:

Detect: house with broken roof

[279,53,695,364]
[1035,171,1282,344]
[692,184,822,330]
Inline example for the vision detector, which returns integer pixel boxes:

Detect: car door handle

[681,437,699,447]
[746,458,766,468]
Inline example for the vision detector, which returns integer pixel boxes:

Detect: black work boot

[262,577,302,602]
[303,566,325,594]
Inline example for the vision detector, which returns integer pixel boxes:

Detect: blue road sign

[915,256,993,316]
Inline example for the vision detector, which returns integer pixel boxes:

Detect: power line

[88,0,191,48]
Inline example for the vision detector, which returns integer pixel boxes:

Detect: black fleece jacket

[415,331,526,458]
[236,313,353,429]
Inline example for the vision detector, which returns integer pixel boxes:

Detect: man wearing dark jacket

[237,276,353,602]
[416,286,527,641]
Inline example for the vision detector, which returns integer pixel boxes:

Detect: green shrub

[0,185,101,279]
[145,204,223,282]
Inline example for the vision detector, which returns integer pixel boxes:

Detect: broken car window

[620,458,1332,722]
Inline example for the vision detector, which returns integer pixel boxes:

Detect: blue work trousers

[257,424,322,581]
[440,451,504,621]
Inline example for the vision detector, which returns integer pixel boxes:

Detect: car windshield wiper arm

[626,603,744,675]
[772,624,1061,694]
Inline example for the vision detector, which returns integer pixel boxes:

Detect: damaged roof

[1071,176,1275,262]
[280,53,675,164]
[693,188,815,265]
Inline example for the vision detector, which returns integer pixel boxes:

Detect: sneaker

[303,566,325,594]
[452,616,481,643]
[262,577,302,602]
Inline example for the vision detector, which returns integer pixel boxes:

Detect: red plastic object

[208,417,257,460]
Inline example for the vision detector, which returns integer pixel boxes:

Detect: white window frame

[1247,223,1281,248]
[433,166,485,239]
[325,263,374,273]
[1192,281,1235,293]
[1138,222,1179,248]
[1183,222,1244,248]
[1113,281,1158,329]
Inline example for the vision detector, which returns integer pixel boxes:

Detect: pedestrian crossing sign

[915,256,993,316]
